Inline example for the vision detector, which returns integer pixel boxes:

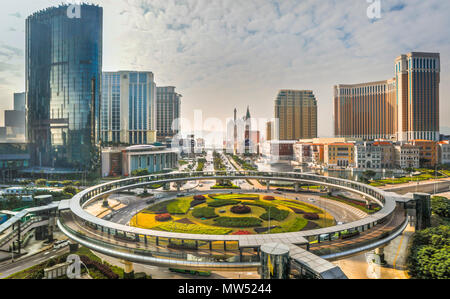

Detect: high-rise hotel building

[334,79,397,140]
[395,52,440,141]
[101,71,157,145]
[334,52,440,142]
[275,90,317,140]
[156,87,182,142]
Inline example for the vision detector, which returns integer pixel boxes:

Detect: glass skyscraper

[156,86,182,142]
[26,4,103,170]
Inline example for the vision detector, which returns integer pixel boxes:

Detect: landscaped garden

[130,193,335,235]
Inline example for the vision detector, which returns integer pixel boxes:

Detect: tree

[131,169,150,177]
[63,186,78,196]
[363,170,376,181]
[35,179,47,186]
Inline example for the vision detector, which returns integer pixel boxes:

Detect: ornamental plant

[155,213,172,222]
[230,204,251,214]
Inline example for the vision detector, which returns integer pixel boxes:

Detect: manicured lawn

[192,207,218,219]
[270,217,308,233]
[167,198,193,214]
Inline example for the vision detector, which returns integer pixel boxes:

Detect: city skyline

[0,0,449,138]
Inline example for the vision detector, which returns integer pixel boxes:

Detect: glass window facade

[26,4,103,170]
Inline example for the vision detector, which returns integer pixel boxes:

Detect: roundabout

[56,171,409,277]
[129,193,335,235]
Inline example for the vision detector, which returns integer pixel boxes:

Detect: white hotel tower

[101,71,157,145]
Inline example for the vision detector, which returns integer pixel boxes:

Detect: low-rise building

[394,144,420,168]
[410,140,438,168]
[102,145,179,177]
[293,143,313,164]
[355,142,382,169]
[324,143,355,167]
[373,141,395,169]
[438,141,450,165]
[262,140,296,161]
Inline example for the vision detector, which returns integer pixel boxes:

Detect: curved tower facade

[26,4,103,170]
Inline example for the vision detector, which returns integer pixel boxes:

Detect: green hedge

[214,217,262,227]
[207,199,241,207]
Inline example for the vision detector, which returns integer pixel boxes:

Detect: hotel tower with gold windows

[334,52,440,142]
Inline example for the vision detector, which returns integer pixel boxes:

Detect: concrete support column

[266,180,270,191]
[294,183,300,193]
[163,183,170,191]
[121,260,134,279]
[374,247,386,265]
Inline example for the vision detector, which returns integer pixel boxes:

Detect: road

[0,246,69,279]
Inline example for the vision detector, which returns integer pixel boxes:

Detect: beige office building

[275,90,317,141]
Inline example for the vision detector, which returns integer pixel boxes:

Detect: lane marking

[392,233,405,270]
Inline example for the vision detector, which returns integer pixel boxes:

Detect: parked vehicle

[53,239,70,249]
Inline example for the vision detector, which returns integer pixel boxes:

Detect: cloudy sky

[0,0,449,137]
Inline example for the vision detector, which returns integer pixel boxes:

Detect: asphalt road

[0,246,69,279]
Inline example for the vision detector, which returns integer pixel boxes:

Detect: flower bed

[230,205,252,214]
[263,196,275,200]
[80,256,119,279]
[303,213,319,220]
[193,195,206,201]
[155,213,172,222]
[232,230,252,235]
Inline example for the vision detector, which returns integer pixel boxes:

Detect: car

[337,221,345,225]
[146,199,155,204]
[308,198,315,202]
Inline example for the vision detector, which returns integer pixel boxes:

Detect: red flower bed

[303,213,319,220]
[263,196,275,200]
[155,213,172,222]
[232,230,252,235]
[230,205,251,214]
[80,256,119,279]
[193,195,206,201]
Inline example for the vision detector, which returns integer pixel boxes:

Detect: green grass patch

[166,198,193,214]
[192,207,218,219]
[270,217,308,233]
[260,207,290,221]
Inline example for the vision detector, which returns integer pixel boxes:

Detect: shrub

[155,213,172,222]
[192,207,218,219]
[263,196,275,201]
[230,205,252,214]
[214,217,262,228]
[63,186,78,196]
[303,213,319,220]
[80,256,119,279]
[193,195,206,201]
[207,199,240,207]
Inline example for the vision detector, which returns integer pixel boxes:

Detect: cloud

[9,12,22,18]
[108,0,449,138]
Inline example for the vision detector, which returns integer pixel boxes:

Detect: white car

[308,198,315,202]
